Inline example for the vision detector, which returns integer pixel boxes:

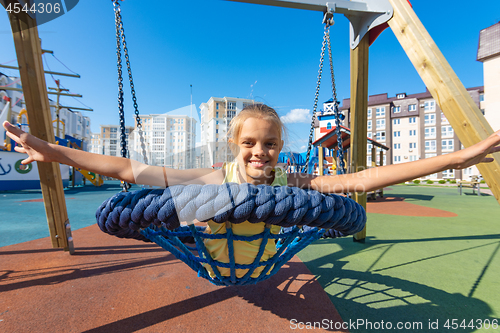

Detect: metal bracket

[65,220,75,255]
[225,0,393,49]
[326,0,393,49]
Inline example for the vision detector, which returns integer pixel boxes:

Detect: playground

[1,182,499,332]
[2,0,500,332]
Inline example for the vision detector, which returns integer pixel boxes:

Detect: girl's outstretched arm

[290,130,500,193]
[3,121,221,186]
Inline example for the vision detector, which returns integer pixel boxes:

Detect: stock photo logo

[2,0,79,26]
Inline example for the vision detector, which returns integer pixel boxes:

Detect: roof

[477,22,500,62]
[340,87,484,110]
[313,125,390,151]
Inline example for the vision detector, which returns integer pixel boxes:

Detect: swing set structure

[4,0,500,256]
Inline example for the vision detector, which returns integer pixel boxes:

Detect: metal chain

[303,24,328,174]
[113,1,126,160]
[325,24,345,174]
[113,0,148,190]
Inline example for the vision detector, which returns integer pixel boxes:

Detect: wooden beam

[388,0,500,203]
[350,33,370,242]
[9,11,72,251]
[318,146,324,175]
[371,146,376,167]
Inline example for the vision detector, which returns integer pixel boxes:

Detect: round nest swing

[96,183,366,286]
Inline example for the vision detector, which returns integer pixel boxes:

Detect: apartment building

[336,87,484,180]
[131,105,197,169]
[199,97,255,168]
[97,124,134,157]
[89,133,101,155]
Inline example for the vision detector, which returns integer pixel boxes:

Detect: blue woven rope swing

[96,183,366,286]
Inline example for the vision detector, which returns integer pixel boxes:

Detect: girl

[3,104,500,278]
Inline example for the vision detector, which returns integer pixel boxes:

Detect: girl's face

[234,117,283,185]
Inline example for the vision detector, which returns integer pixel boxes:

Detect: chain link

[113,0,148,190]
[303,24,328,173]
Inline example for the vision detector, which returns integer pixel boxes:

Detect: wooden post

[318,146,324,175]
[388,0,500,204]
[8,11,72,251]
[350,33,370,242]
[371,146,377,167]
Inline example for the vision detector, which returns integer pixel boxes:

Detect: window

[409,155,417,161]
[442,139,454,151]
[396,93,406,99]
[394,156,401,162]
[409,129,416,136]
[393,106,401,113]
[376,119,385,129]
[367,108,372,118]
[110,127,117,132]
[479,94,484,102]
[442,125,454,138]
[110,133,117,139]
[424,101,436,112]
[409,104,417,112]
[216,103,219,110]
[425,127,436,138]
[227,110,236,118]
[227,102,236,110]
[442,169,455,179]
[376,107,385,117]
[393,119,400,125]
[394,143,401,150]
[367,120,372,131]
[409,117,417,124]
[216,112,219,118]
[409,142,417,149]
[394,131,401,137]
[327,122,332,130]
[425,140,436,151]
[376,131,386,141]
[425,153,437,158]
[425,113,436,125]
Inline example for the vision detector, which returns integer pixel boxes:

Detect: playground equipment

[95,1,365,286]
[4,0,500,253]
[97,183,366,286]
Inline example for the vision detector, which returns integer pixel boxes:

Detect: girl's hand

[2,121,54,164]
[449,130,500,169]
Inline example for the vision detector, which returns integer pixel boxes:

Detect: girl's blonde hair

[227,104,285,144]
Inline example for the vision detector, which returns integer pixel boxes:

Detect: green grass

[299,185,500,333]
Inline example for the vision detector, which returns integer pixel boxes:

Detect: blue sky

[1,0,499,152]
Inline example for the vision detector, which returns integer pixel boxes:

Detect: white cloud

[280,108,311,124]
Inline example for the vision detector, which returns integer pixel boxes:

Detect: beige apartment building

[199,97,255,168]
[132,105,197,169]
[337,87,484,180]
[91,124,134,157]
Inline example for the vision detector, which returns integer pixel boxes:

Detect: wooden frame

[8,9,72,252]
